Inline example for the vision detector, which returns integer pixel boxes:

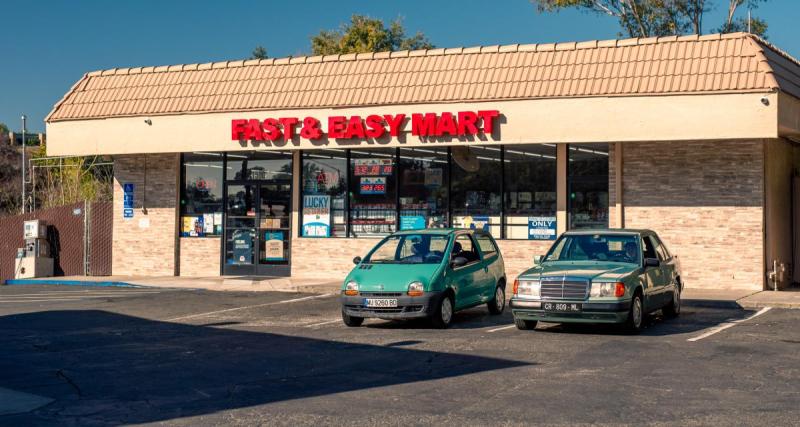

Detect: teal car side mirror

[353,256,362,265]
[533,255,543,265]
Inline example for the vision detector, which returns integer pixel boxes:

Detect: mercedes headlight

[515,279,541,298]
[590,281,625,298]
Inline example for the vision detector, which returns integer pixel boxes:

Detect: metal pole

[21,114,27,214]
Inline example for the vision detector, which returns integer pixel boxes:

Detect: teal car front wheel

[430,294,454,329]
[342,309,364,327]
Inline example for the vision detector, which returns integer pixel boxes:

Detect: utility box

[15,220,54,279]
[23,220,47,239]
[14,257,54,279]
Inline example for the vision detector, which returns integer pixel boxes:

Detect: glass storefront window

[451,146,502,236]
[180,152,224,236]
[301,150,347,237]
[504,144,557,239]
[568,143,609,229]
[227,151,293,181]
[348,148,397,237]
[399,147,449,229]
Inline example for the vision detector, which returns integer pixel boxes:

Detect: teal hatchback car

[340,229,507,328]
[510,229,682,333]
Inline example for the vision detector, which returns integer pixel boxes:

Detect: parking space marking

[165,293,336,322]
[687,306,772,342]
[305,319,341,328]
[487,324,516,333]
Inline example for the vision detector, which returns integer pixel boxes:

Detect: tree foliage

[310,15,433,55]
[250,45,268,60]
[531,0,768,38]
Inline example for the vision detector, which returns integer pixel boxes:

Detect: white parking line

[305,319,341,328]
[0,292,163,303]
[166,293,336,322]
[487,324,517,333]
[687,307,772,342]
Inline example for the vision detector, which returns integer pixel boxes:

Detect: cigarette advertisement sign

[302,195,331,237]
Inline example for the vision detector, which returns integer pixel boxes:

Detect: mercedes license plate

[364,298,398,308]
[543,302,582,313]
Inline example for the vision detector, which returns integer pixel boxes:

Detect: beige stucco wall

[179,237,222,277]
[112,154,179,276]
[621,139,764,290]
[47,93,778,156]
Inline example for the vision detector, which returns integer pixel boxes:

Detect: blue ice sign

[123,183,135,219]
[528,216,556,240]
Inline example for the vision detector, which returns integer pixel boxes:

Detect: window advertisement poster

[264,231,285,261]
[181,216,206,237]
[122,183,134,219]
[360,177,386,195]
[353,158,393,176]
[232,230,253,264]
[424,168,443,187]
[302,195,331,237]
[457,215,490,232]
[399,215,426,230]
[528,216,557,240]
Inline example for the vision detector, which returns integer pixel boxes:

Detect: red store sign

[231,110,500,142]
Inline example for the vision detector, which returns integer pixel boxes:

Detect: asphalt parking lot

[1,285,799,426]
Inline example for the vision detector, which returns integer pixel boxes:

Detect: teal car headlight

[407,281,424,296]
[344,280,359,296]
[590,281,626,298]
[515,279,540,298]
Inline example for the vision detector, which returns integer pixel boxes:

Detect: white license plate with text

[363,298,398,308]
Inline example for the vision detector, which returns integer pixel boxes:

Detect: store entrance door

[223,181,292,276]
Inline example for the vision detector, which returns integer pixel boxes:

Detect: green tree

[309,15,433,55]
[530,0,767,38]
[250,45,268,60]
[0,122,8,135]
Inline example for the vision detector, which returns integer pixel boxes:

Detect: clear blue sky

[2,0,798,133]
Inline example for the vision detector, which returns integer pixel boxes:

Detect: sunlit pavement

[1,285,798,426]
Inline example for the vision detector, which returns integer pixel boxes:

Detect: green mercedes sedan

[340,229,507,328]
[510,229,682,333]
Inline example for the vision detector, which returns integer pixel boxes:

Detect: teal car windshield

[544,234,641,264]
[365,234,450,264]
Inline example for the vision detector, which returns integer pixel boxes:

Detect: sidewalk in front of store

[3,275,341,294]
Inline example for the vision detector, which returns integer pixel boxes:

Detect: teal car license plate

[363,298,398,308]
[543,302,582,313]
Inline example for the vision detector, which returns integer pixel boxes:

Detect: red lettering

[345,116,366,139]
[478,110,500,134]
[411,113,437,136]
[435,112,457,136]
[278,117,298,140]
[457,111,479,135]
[244,119,263,141]
[231,119,247,140]
[262,118,281,141]
[384,114,405,137]
[300,117,322,139]
[365,115,385,138]
[328,116,346,138]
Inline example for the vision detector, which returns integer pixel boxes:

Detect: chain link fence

[0,201,112,282]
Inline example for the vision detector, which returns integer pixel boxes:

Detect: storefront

[46,32,800,290]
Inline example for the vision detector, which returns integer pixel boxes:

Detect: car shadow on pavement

[362,307,514,330]
[532,307,756,336]
[0,310,530,425]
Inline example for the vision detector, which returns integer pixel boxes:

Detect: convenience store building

[46,32,800,290]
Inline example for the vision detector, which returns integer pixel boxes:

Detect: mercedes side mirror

[533,255,543,265]
[644,258,660,268]
[451,256,468,268]
[353,256,362,265]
